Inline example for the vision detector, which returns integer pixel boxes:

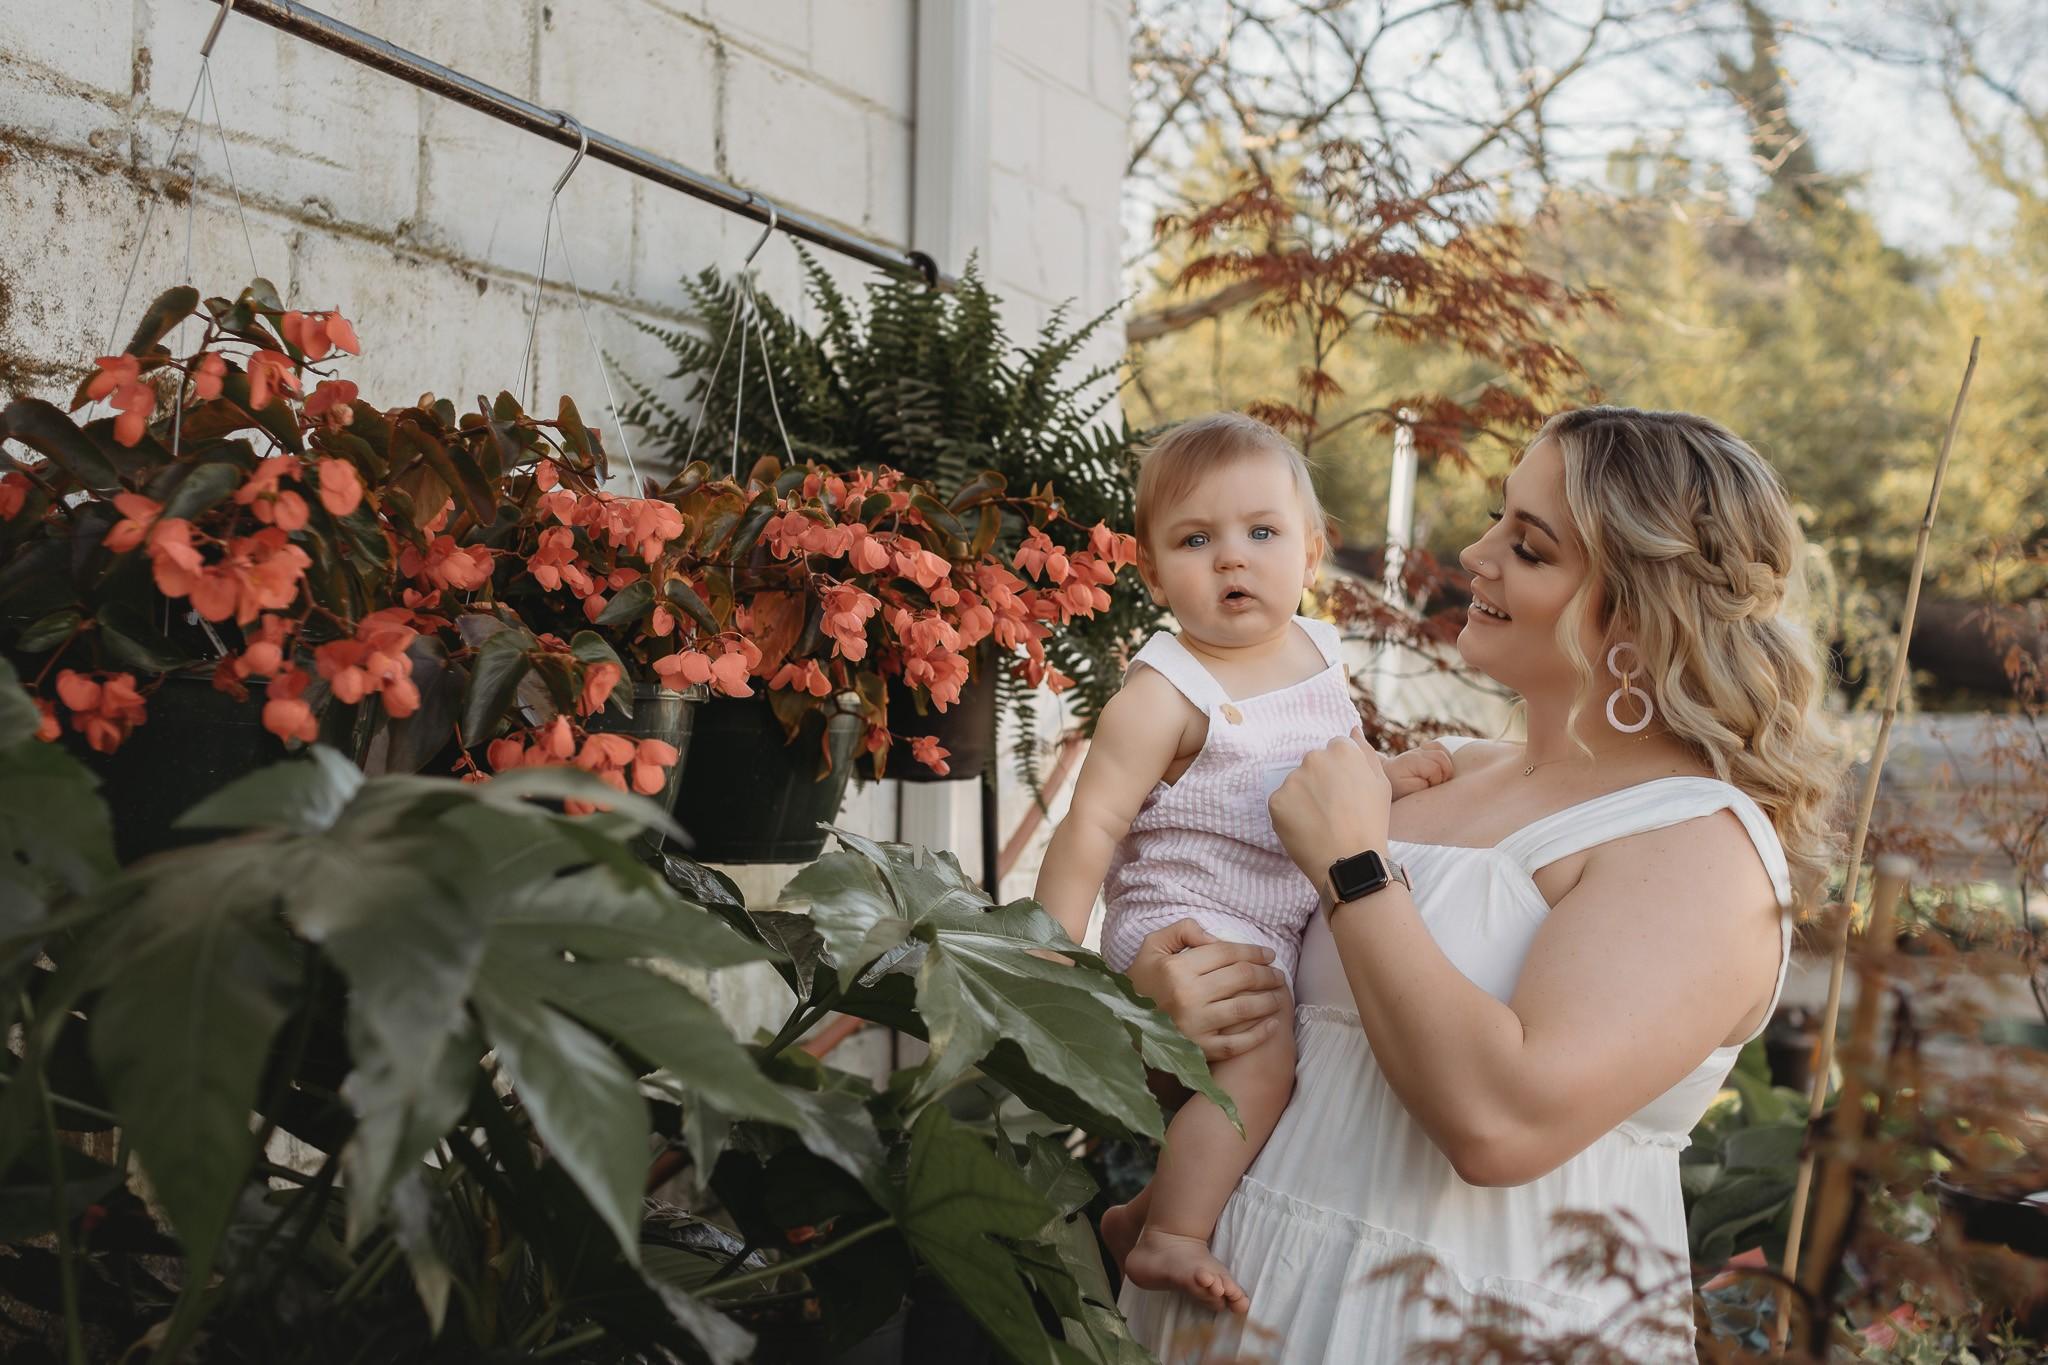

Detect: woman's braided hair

[1535,406,1846,905]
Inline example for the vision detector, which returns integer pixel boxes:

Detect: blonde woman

[1116,407,1843,1362]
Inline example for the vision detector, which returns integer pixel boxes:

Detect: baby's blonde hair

[1134,412,1326,553]
[1534,406,1846,905]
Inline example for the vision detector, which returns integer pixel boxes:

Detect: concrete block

[325,0,538,97]
[990,55,1043,177]
[865,109,912,244]
[994,0,1091,92]
[1039,81,1125,206]
[144,3,423,235]
[627,181,730,309]
[1091,0,1130,112]
[721,48,869,229]
[0,0,131,101]
[807,0,914,117]
[989,169,1086,305]
[703,0,812,66]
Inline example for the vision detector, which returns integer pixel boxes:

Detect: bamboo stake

[1795,855,1915,1343]
[1771,338,1980,1351]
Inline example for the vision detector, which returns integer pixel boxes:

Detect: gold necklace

[1518,730,1659,777]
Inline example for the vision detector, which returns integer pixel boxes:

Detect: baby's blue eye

[1182,532,1209,548]
[1250,526,1275,540]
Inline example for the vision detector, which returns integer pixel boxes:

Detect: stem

[702,1217,898,1300]
[332,1234,405,1306]
[531,1325,608,1360]
[25,997,86,1365]
[760,982,839,1061]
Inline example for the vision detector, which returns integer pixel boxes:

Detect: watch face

[1331,849,1389,901]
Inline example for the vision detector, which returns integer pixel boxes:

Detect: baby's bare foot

[1123,1228,1250,1315]
[1098,1201,1143,1274]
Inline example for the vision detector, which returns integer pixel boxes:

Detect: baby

[1035,412,1451,1313]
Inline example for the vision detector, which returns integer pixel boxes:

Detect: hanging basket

[861,647,998,784]
[671,694,862,864]
[581,682,706,849]
[65,673,366,865]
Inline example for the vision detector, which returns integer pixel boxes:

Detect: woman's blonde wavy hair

[1533,406,1846,905]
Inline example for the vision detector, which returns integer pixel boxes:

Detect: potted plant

[0,280,696,856]
[626,252,1161,790]
[0,652,1228,1363]
[581,452,1135,861]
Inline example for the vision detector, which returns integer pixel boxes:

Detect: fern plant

[624,251,1163,791]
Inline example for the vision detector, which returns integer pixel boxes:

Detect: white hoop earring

[1605,642,1654,734]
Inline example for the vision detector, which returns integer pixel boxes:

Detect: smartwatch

[1327,848,1410,907]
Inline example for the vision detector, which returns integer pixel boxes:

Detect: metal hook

[743,201,780,265]
[551,111,589,197]
[200,0,240,60]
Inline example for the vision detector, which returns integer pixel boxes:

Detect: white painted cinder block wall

[1,0,1130,1060]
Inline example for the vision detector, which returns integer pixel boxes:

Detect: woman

[1117,407,1842,1362]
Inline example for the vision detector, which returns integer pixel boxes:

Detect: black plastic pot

[582,683,705,848]
[64,673,363,864]
[862,649,998,784]
[672,694,862,863]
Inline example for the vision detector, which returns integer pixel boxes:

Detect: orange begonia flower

[103,492,164,552]
[909,736,951,776]
[56,669,147,753]
[315,457,364,516]
[652,650,713,687]
[193,353,227,401]
[0,472,30,521]
[33,696,60,743]
[304,379,359,429]
[261,667,319,745]
[280,310,361,362]
[707,651,753,698]
[578,661,622,717]
[246,350,301,411]
[399,536,493,592]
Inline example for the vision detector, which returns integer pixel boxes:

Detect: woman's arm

[1033,669,1190,944]
[1269,735,1784,1187]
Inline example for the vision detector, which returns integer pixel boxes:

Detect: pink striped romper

[1100,615,1361,981]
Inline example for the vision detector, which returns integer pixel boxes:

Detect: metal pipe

[202,0,946,286]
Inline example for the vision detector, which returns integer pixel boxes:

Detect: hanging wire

[680,205,796,480]
[514,112,643,489]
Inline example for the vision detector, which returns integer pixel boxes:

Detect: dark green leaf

[177,745,365,834]
[461,625,537,739]
[2,398,119,492]
[662,578,720,634]
[91,914,294,1287]
[158,458,244,522]
[124,285,200,355]
[895,1106,1060,1364]
[595,579,654,627]
[95,599,194,673]
[16,610,80,654]
[473,982,648,1262]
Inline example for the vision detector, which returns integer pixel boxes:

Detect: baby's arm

[1382,740,1455,800]
[1034,668,1193,945]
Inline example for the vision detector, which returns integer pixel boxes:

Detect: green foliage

[1681,1039,1814,1270]
[624,251,1167,786]
[0,693,1200,1362]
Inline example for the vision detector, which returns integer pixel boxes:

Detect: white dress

[1119,737,1794,1363]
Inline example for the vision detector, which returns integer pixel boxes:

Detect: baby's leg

[1121,994,1296,1314]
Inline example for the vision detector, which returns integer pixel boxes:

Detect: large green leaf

[461,625,537,739]
[157,457,245,522]
[786,851,913,990]
[95,599,195,672]
[124,285,200,356]
[483,860,773,970]
[177,744,365,834]
[478,948,799,1131]
[472,982,648,1263]
[1,398,119,491]
[896,1106,1062,1365]
[89,913,294,1287]
[0,714,115,918]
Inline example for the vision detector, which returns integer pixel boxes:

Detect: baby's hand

[1382,743,1455,800]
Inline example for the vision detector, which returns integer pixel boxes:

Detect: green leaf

[379,637,466,775]
[2,398,119,492]
[461,625,537,739]
[662,579,720,635]
[90,914,294,1286]
[473,982,648,1263]
[395,419,497,527]
[95,599,195,673]
[389,1170,454,1336]
[125,285,200,355]
[177,745,365,834]
[16,610,80,654]
[479,948,801,1133]
[157,458,244,522]
[785,852,912,991]
[485,868,772,969]
[896,1106,1061,1364]
[595,579,654,627]
[0,720,116,913]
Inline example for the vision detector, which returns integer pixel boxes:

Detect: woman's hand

[1125,920,1288,1062]
[1269,731,1394,900]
